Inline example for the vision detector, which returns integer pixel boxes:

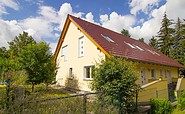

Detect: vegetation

[0,32,56,92]
[91,57,138,113]
[150,98,173,114]
[149,36,158,49]
[157,12,174,56]
[138,38,145,43]
[121,28,131,37]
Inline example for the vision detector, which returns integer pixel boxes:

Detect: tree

[171,18,185,75]
[121,29,131,37]
[8,31,36,58]
[149,36,158,49]
[91,57,138,113]
[138,38,145,43]
[18,42,56,92]
[157,13,174,56]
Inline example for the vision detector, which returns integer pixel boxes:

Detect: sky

[0,0,185,53]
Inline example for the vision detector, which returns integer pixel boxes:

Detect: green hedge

[150,98,172,114]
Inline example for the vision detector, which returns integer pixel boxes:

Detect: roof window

[101,34,115,43]
[146,49,160,56]
[124,42,136,49]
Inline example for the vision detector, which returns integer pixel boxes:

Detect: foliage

[121,28,131,37]
[91,57,138,113]
[177,91,185,111]
[150,98,173,114]
[65,75,79,90]
[138,38,145,43]
[149,36,158,49]
[8,31,36,58]
[18,42,56,92]
[157,12,174,56]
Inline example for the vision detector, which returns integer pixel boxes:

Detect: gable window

[61,45,67,61]
[78,36,84,57]
[151,69,156,79]
[69,68,73,79]
[84,65,95,80]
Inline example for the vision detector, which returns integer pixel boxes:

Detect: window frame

[69,68,73,79]
[78,36,84,57]
[83,65,95,80]
[61,45,68,61]
[151,69,156,79]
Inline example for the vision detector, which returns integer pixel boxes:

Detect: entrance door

[140,68,146,85]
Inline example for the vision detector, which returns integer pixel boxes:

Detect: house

[54,14,184,101]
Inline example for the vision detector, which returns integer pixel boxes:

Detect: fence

[0,88,127,114]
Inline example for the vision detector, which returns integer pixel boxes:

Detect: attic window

[134,45,144,51]
[101,34,115,43]
[146,49,160,56]
[124,42,136,49]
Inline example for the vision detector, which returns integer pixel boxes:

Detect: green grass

[173,109,185,114]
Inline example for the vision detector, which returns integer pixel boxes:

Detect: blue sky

[0,0,185,53]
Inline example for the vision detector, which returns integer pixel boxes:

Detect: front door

[140,68,146,85]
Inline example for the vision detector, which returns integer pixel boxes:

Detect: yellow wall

[138,80,168,102]
[136,62,179,85]
[56,22,105,91]
[179,78,185,90]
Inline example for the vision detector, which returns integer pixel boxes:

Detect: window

[79,36,84,57]
[84,65,95,79]
[151,69,156,79]
[160,69,163,76]
[61,45,67,61]
[101,34,115,43]
[164,69,167,78]
[69,68,73,78]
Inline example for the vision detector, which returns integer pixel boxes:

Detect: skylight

[124,42,136,49]
[101,34,115,43]
[146,49,160,56]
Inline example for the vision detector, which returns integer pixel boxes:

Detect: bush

[177,91,185,111]
[150,98,172,114]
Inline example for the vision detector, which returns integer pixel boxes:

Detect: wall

[56,22,105,91]
[136,62,179,85]
[138,80,168,102]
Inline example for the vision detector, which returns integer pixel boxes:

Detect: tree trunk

[46,83,48,90]
[32,83,34,92]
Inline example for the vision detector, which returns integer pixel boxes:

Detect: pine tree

[171,18,185,75]
[138,38,145,43]
[149,36,158,49]
[121,29,131,37]
[157,13,174,56]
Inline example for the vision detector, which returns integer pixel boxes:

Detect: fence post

[135,89,138,112]
[83,94,87,114]
[6,78,11,111]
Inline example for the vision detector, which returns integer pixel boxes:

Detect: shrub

[150,98,172,114]
[177,91,185,111]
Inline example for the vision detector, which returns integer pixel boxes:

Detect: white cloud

[129,0,185,43]
[129,0,160,15]
[85,12,94,23]
[129,5,165,42]
[0,19,22,48]
[0,0,19,15]
[100,12,136,33]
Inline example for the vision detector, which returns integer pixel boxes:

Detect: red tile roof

[55,14,184,68]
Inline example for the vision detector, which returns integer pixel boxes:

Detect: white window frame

[78,36,84,57]
[84,65,95,80]
[61,45,67,61]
